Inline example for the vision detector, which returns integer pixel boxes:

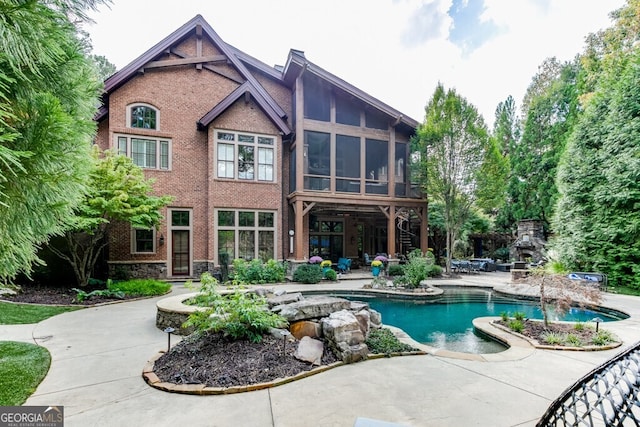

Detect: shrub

[592,330,615,346]
[324,269,338,281]
[292,264,323,284]
[184,273,287,343]
[400,251,431,288]
[231,258,286,284]
[365,328,417,355]
[425,264,443,277]
[387,264,404,277]
[107,279,171,296]
[513,311,526,321]
[565,334,583,347]
[500,311,509,322]
[73,287,124,303]
[541,331,564,345]
[186,272,220,307]
[508,319,524,333]
[574,321,585,331]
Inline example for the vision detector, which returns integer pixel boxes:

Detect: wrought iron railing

[537,341,640,426]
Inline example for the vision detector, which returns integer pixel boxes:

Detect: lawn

[0,341,51,405]
[0,301,81,324]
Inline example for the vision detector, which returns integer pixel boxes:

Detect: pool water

[344,288,624,354]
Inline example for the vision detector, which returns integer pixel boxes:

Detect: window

[216,210,276,262]
[132,228,155,253]
[216,131,275,182]
[303,74,330,121]
[303,131,330,191]
[365,109,388,130]
[366,138,388,195]
[395,142,407,197]
[116,135,170,170]
[336,95,361,126]
[336,134,360,193]
[130,105,157,129]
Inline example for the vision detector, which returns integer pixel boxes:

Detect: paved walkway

[5,272,640,427]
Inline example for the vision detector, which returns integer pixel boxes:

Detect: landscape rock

[290,320,322,340]
[278,296,351,321]
[369,309,382,329]
[354,309,371,337]
[268,328,296,342]
[321,310,368,363]
[274,289,287,296]
[267,292,303,308]
[350,301,369,311]
[294,336,324,365]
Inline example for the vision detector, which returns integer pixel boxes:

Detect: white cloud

[86,0,625,128]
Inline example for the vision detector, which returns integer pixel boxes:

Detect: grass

[0,301,81,325]
[0,341,51,405]
[608,285,640,297]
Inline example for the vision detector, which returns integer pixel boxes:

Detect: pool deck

[6,271,640,427]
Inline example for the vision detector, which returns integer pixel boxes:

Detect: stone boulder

[277,296,351,322]
[321,310,369,363]
[290,320,322,340]
[354,309,371,337]
[267,292,303,308]
[294,336,324,365]
[369,309,382,329]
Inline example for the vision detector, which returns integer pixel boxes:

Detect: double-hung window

[131,228,155,253]
[216,131,275,182]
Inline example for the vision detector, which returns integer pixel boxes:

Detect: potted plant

[371,259,383,277]
[309,256,323,264]
[320,259,332,277]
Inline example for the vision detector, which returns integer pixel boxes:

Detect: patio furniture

[337,258,351,274]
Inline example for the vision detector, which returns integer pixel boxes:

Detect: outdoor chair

[337,258,351,274]
[363,253,372,269]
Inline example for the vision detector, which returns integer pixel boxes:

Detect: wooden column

[294,199,304,260]
[387,205,396,257]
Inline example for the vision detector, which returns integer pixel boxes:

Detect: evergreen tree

[0,0,107,282]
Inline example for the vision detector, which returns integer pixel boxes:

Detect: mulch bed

[153,331,339,388]
[1,285,140,306]
[495,319,610,346]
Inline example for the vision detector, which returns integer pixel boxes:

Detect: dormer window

[130,104,157,130]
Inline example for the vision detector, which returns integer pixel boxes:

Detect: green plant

[425,264,443,277]
[507,319,524,333]
[107,278,171,296]
[592,330,615,346]
[292,264,323,284]
[387,264,404,276]
[399,251,432,288]
[371,260,383,268]
[500,311,509,322]
[494,247,510,261]
[565,334,583,347]
[0,342,51,405]
[365,328,417,355]
[573,321,585,331]
[73,288,125,303]
[186,272,221,307]
[231,258,286,284]
[541,331,564,345]
[513,311,526,321]
[324,269,338,281]
[184,281,287,343]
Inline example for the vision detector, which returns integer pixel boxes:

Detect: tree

[413,83,492,272]
[501,59,581,234]
[552,45,640,288]
[0,0,108,282]
[50,149,172,286]
[492,95,520,157]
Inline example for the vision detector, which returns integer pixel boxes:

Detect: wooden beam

[378,206,390,219]
[196,24,203,70]
[244,90,251,104]
[302,202,316,216]
[145,55,228,69]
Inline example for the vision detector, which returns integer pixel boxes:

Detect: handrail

[537,341,640,426]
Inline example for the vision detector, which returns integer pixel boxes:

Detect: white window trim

[214,129,277,182]
[127,103,160,131]
[214,209,277,263]
[114,133,172,170]
[131,227,156,254]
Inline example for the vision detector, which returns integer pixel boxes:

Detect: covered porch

[287,195,427,267]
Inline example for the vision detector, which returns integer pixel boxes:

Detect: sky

[86,0,625,128]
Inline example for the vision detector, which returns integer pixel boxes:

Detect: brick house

[95,15,427,279]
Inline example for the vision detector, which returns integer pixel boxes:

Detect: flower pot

[372,266,381,277]
[322,266,331,277]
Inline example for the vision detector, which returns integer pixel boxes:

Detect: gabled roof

[282,50,419,131]
[198,81,291,134]
[98,15,288,131]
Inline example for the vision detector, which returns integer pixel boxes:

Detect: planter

[322,267,332,277]
[372,266,381,277]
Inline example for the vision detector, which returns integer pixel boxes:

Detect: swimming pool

[329,287,627,354]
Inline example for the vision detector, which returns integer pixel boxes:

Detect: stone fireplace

[510,219,546,263]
